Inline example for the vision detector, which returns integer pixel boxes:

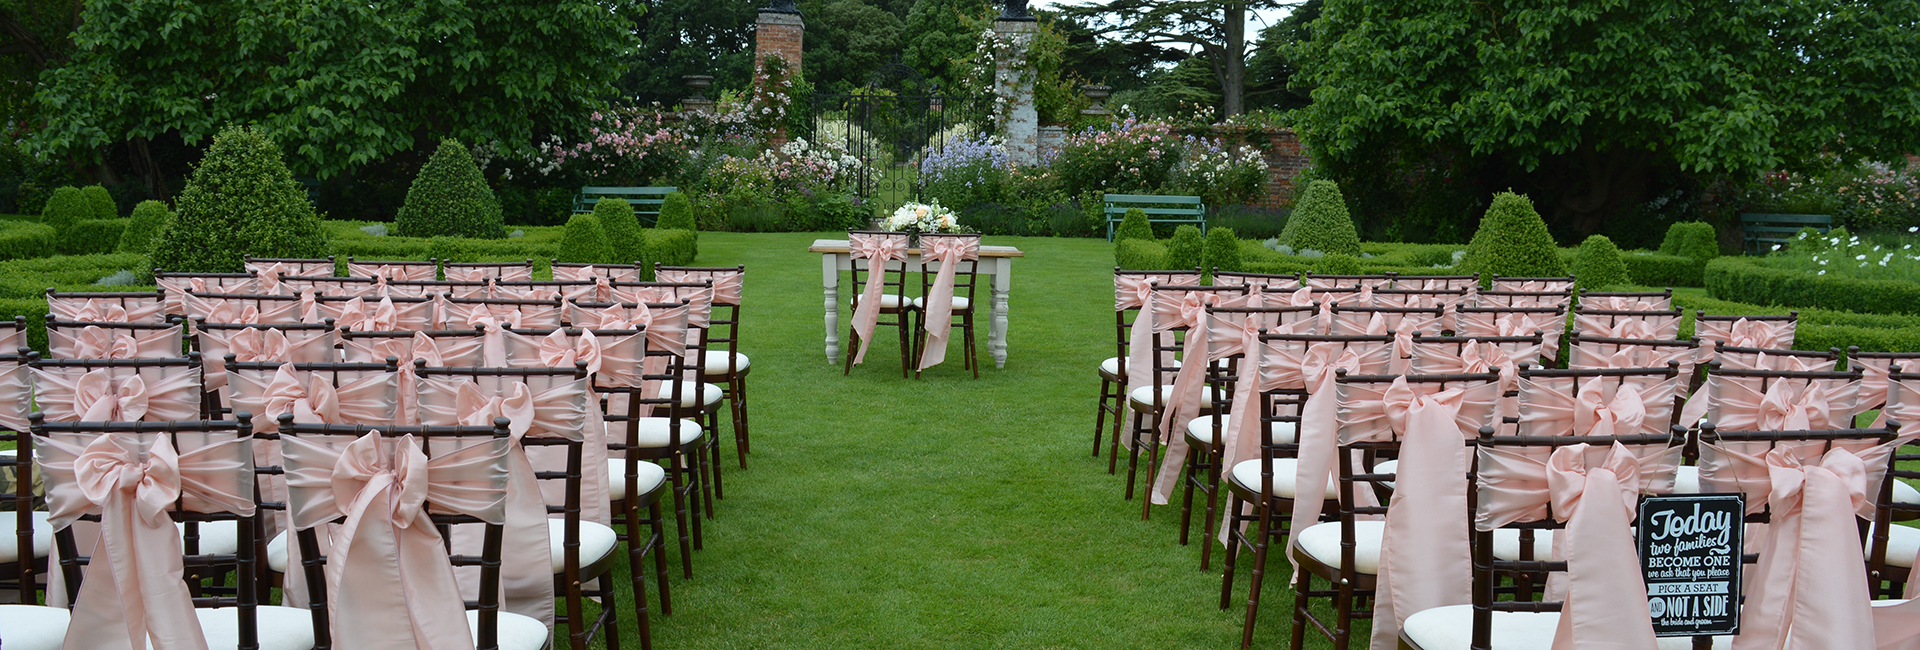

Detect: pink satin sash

[49,325,180,360]
[657,268,744,306]
[848,233,908,366]
[1572,312,1680,340]
[183,293,308,325]
[50,298,168,324]
[1515,375,1681,438]
[282,432,509,650]
[1279,341,1395,551]
[1584,295,1672,311]
[1149,293,1275,504]
[917,235,980,371]
[0,363,29,432]
[1341,378,1500,648]
[346,262,436,282]
[1476,442,1679,650]
[1411,339,1534,410]
[1455,310,1566,362]
[444,265,533,282]
[1113,272,1200,387]
[31,366,201,422]
[159,276,255,314]
[1491,279,1575,293]
[1696,318,1795,359]
[1681,374,1862,432]
[39,433,255,650]
[1568,341,1697,377]
[197,326,336,392]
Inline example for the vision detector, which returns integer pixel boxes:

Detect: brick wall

[1255,129,1312,208]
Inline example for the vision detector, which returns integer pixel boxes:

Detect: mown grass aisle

[641,231,1317,649]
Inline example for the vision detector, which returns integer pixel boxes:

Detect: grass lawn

[624,230,1333,649]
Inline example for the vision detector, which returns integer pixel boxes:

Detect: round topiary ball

[1459,191,1567,279]
[1203,226,1242,273]
[79,184,117,220]
[556,213,610,264]
[1276,180,1362,256]
[1658,221,1720,261]
[39,186,88,234]
[119,200,171,254]
[657,191,696,231]
[1164,224,1204,271]
[1114,208,1153,242]
[1571,234,1631,290]
[593,198,643,266]
[149,125,328,272]
[395,139,506,239]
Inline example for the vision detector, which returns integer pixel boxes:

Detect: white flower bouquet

[882,201,967,234]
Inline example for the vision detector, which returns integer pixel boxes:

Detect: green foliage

[621,0,754,106]
[79,184,117,219]
[39,186,87,234]
[1659,222,1721,261]
[1621,251,1707,287]
[1114,209,1154,242]
[593,198,644,265]
[0,221,57,262]
[0,253,152,300]
[119,200,170,253]
[1705,256,1920,316]
[1459,192,1568,279]
[1203,227,1242,273]
[556,214,610,264]
[1571,235,1631,290]
[395,139,505,239]
[1115,238,1170,270]
[1315,253,1363,275]
[1164,225,1204,271]
[657,191,696,231]
[32,1,642,178]
[800,0,906,94]
[1672,292,1920,353]
[643,228,698,270]
[149,125,329,273]
[61,219,130,255]
[1275,180,1361,255]
[901,0,991,90]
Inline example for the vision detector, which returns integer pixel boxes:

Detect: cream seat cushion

[1868,523,1920,568]
[1373,459,1399,490]
[1129,384,1224,410]
[1400,604,1731,649]
[0,604,70,650]
[606,458,668,500]
[0,510,52,562]
[1491,529,1555,562]
[871,294,911,309]
[175,520,239,555]
[1186,415,1296,445]
[911,296,971,310]
[1293,520,1384,574]
[545,518,618,574]
[466,610,551,650]
[1229,459,1334,499]
[627,417,705,448]
[662,381,723,409]
[189,606,316,650]
[702,350,749,375]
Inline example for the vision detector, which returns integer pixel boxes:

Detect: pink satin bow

[848,233,908,367]
[657,269,743,305]
[1544,442,1661,649]
[1731,447,1877,650]
[1698,318,1793,358]
[917,236,979,372]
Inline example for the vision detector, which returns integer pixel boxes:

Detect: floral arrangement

[884,201,966,234]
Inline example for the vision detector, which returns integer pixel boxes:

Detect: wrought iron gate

[799,61,993,211]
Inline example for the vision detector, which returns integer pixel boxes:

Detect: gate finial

[999,0,1034,20]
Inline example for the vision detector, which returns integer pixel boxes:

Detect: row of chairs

[1089,269,1920,647]
[2,260,755,650]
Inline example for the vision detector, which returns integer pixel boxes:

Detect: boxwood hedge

[1705,256,1920,316]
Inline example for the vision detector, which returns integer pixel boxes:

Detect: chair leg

[842,329,861,376]
[650,498,672,616]
[1200,456,1224,570]
[705,406,725,502]
[1124,409,1145,500]
[735,374,751,457]
[1108,394,1127,474]
[1219,494,1246,610]
[1240,514,1271,649]
[696,442,716,519]
[729,375,749,469]
[618,496,654,650]
[898,310,914,379]
[1179,444,1203,545]
[1289,565,1310,650]
[963,311,978,379]
[665,456,695,579]
[1141,427,1163,520]
[1094,377,1113,458]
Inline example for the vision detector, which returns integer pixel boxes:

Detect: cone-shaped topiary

[39,186,87,234]
[1459,191,1567,279]
[150,125,328,272]
[395,139,505,239]
[1114,208,1153,242]
[1571,234,1630,290]
[1658,221,1720,261]
[118,200,170,254]
[556,213,610,264]
[1164,225,1204,271]
[657,191,696,231]
[593,198,643,265]
[79,185,117,219]
[1203,226,1242,273]
[1276,180,1362,256]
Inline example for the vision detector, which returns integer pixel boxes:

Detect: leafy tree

[802,0,905,94]
[150,125,328,273]
[1242,0,1319,112]
[902,0,991,90]
[1055,0,1291,116]
[1041,8,1181,95]
[38,185,85,234]
[1296,0,1920,238]
[0,0,81,127]
[32,1,643,181]
[622,0,755,106]
[657,191,696,231]
[396,140,506,239]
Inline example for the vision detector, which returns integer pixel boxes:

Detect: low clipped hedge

[0,298,49,354]
[62,218,129,255]
[1116,239,1169,270]
[0,221,57,262]
[1671,292,1920,352]
[1622,252,1706,287]
[1705,256,1920,316]
[0,253,153,299]
[644,229,697,271]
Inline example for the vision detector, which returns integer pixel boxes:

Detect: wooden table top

[809,239,1026,258]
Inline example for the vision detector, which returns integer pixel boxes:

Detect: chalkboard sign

[1638,494,1744,637]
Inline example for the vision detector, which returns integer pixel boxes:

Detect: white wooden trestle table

[809,239,1024,369]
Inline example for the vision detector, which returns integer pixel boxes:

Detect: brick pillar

[756,8,804,147]
[1260,129,1312,208]
[993,18,1039,166]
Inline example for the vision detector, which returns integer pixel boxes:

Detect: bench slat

[1741,213,1833,224]
[1105,207,1207,216]
[1106,194,1204,205]
[1102,193,1208,241]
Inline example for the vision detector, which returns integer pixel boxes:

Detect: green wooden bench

[574,186,678,226]
[1104,193,1206,241]
[1740,212,1832,254]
